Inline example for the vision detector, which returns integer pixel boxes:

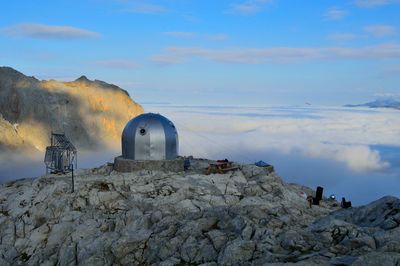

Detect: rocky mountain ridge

[0,66,143,151]
[345,99,400,110]
[0,159,399,265]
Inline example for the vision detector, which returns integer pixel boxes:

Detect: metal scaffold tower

[44,133,77,174]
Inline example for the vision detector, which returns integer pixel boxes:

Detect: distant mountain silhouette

[0,66,143,151]
[345,99,400,110]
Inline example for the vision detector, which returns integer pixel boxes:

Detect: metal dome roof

[121,113,178,160]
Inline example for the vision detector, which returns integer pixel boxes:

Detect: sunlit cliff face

[41,79,144,149]
[0,68,144,152]
[0,115,24,148]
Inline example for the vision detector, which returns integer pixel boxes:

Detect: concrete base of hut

[114,156,185,172]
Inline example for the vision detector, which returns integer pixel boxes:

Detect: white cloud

[150,54,185,66]
[355,0,400,7]
[163,32,228,41]
[2,23,99,40]
[324,7,347,20]
[229,0,273,14]
[151,43,400,65]
[182,14,200,23]
[91,59,140,69]
[327,33,357,42]
[306,144,390,172]
[125,3,168,14]
[364,25,397,37]
[145,105,399,173]
[373,92,400,99]
[207,34,229,41]
[163,31,195,38]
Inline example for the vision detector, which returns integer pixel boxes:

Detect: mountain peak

[75,75,91,82]
[0,66,21,74]
[0,66,38,82]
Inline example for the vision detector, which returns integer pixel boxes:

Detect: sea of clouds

[145,104,400,205]
[1,104,398,205]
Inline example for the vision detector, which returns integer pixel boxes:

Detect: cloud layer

[324,7,347,20]
[144,105,400,173]
[2,105,398,204]
[163,31,195,38]
[2,23,99,40]
[355,0,400,8]
[151,43,400,65]
[91,59,140,69]
[229,0,273,14]
[364,24,397,37]
[124,2,169,14]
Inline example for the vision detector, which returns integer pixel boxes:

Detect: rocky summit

[0,159,399,265]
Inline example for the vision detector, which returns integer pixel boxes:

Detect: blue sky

[1,0,400,105]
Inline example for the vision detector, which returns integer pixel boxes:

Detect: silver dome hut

[121,113,178,160]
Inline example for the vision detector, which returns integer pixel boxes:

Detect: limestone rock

[352,252,400,266]
[0,66,143,151]
[0,160,399,265]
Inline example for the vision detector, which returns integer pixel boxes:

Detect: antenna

[61,99,67,134]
